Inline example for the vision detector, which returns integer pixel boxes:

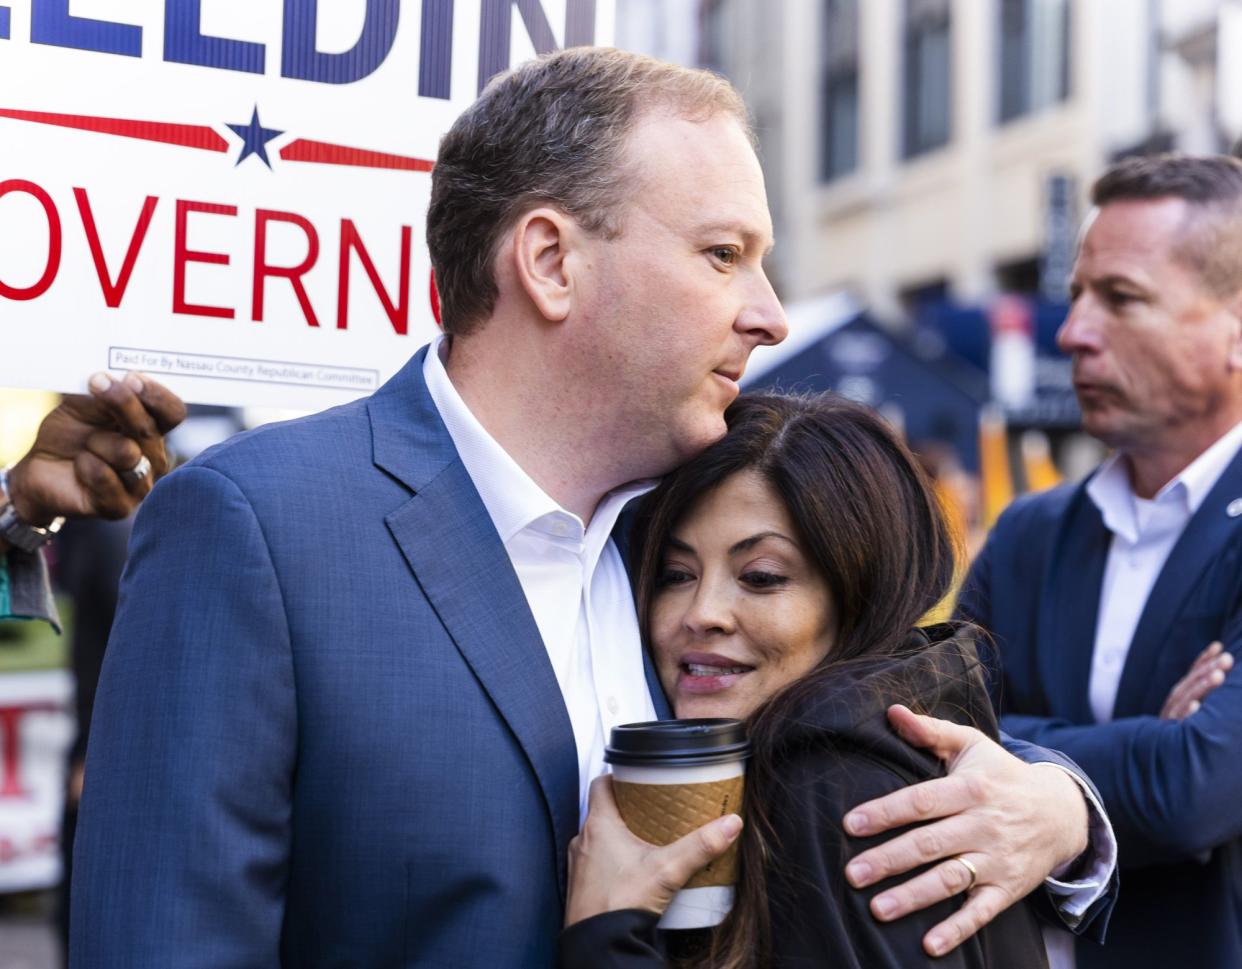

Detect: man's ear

[511,207,575,323]
[1228,292,1242,373]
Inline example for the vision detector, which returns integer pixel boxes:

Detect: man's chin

[679,414,730,458]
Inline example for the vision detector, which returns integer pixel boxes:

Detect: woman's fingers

[651,814,743,894]
[565,774,742,928]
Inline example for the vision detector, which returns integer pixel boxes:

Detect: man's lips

[676,651,755,695]
[712,368,742,396]
[1073,379,1116,401]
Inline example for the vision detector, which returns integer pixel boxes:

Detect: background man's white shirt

[1043,418,1242,969]
[1086,418,1242,724]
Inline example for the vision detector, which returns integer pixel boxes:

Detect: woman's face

[650,470,838,720]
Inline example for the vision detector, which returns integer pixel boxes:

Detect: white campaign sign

[0,0,613,409]
[0,670,72,892]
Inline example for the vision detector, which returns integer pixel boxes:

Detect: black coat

[560,628,1049,968]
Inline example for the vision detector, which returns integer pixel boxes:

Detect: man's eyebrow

[694,220,775,254]
[1093,273,1150,292]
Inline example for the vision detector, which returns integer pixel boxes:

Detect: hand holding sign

[6,372,186,527]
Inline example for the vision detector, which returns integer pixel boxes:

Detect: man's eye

[710,246,738,265]
[656,568,694,588]
[740,570,787,589]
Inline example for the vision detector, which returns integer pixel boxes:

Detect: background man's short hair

[426,47,751,336]
[1091,153,1242,296]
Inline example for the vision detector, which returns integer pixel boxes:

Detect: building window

[998,0,1070,123]
[902,0,952,158]
[820,0,860,181]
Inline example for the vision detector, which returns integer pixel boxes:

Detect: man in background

[960,152,1242,968]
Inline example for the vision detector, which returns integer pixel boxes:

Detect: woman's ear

[511,207,574,323]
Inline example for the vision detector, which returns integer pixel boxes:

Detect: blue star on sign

[228,107,283,169]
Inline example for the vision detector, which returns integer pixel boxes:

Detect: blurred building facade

[681,0,1242,319]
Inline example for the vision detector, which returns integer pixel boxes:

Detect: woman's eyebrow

[729,531,796,554]
[667,536,694,553]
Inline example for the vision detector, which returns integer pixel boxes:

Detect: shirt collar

[1086,418,1242,541]
[423,334,656,547]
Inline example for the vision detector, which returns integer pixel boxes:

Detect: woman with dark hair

[559,392,1048,968]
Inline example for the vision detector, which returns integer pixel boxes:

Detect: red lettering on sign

[253,209,321,328]
[0,179,62,301]
[173,199,237,318]
[429,268,441,327]
[0,702,58,799]
[337,220,411,335]
[75,188,158,308]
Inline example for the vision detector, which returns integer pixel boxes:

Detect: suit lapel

[1039,486,1112,723]
[1113,450,1242,718]
[613,505,673,721]
[370,348,578,900]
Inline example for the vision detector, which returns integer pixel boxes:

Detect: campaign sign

[0,670,72,892]
[0,1,613,408]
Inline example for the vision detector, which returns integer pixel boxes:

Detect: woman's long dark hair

[630,392,958,969]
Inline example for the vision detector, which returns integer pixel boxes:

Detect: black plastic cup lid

[605,719,751,768]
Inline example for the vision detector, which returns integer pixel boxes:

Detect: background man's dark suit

[958,447,1242,968]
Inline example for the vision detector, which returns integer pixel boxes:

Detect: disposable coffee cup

[605,719,750,930]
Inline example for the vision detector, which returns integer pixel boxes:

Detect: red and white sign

[0,1,613,408]
[0,670,72,892]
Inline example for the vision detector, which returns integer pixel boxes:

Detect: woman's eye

[656,568,694,588]
[740,570,788,589]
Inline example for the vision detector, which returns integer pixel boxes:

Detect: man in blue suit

[72,48,1113,967]
[959,152,1242,968]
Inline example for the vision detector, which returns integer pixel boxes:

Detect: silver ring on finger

[951,855,978,893]
[121,455,152,488]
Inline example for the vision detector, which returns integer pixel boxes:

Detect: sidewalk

[0,893,57,969]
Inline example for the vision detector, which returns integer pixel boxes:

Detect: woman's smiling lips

[676,651,755,694]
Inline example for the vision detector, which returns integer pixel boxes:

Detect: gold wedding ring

[952,855,978,893]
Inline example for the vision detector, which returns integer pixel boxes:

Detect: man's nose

[736,270,788,348]
[1056,300,1099,355]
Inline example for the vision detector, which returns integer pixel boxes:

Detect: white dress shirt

[1086,418,1242,724]
[1043,417,1242,969]
[424,336,658,824]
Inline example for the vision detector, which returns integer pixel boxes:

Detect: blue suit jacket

[70,347,670,968]
[958,451,1242,968]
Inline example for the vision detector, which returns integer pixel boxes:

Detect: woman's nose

[683,578,736,636]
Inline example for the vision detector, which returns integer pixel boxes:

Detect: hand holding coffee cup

[604,719,751,929]
[564,775,743,928]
